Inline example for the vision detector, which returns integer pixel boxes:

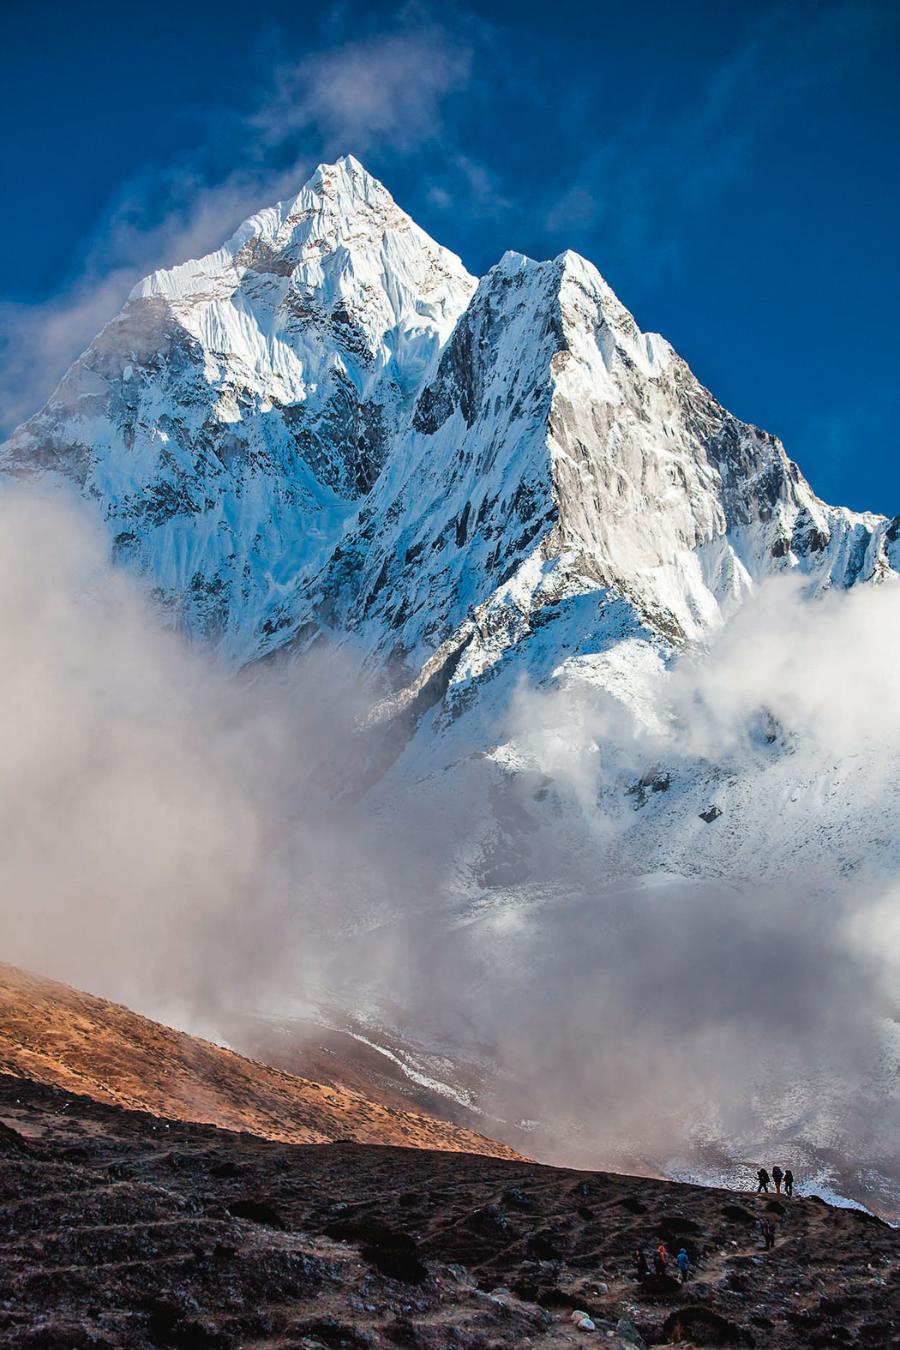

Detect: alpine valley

[4,156,899,1217]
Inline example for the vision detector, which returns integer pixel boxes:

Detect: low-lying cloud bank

[0,490,898,1203]
[0,490,376,1027]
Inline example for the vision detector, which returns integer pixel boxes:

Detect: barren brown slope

[0,963,522,1158]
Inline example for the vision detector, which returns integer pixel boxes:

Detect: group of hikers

[632,1243,692,1284]
[631,1164,799,1286]
[756,1165,794,1196]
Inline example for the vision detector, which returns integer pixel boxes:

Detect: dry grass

[0,962,523,1158]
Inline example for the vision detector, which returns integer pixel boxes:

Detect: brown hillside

[0,963,522,1158]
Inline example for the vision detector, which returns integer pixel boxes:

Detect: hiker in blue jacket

[676,1248,690,1283]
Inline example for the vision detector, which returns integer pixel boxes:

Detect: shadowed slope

[0,1072,896,1347]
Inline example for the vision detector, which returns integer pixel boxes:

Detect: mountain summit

[3,157,896,675]
[1,158,475,653]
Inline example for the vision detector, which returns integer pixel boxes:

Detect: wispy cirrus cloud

[252,27,472,155]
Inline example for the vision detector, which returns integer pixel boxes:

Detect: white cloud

[254,28,471,153]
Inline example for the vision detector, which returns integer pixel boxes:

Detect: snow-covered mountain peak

[302,152,388,207]
[3,161,897,671]
[1,160,481,650]
[133,157,474,326]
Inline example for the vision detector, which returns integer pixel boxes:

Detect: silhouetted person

[765,1220,775,1250]
[784,1169,794,1197]
[757,1167,770,1193]
[676,1248,690,1283]
[772,1165,783,1195]
[633,1248,648,1281]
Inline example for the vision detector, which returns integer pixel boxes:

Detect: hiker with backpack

[756,1167,770,1193]
[784,1169,794,1197]
[772,1165,783,1194]
[676,1248,691,1283]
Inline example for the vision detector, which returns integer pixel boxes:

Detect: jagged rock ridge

[3,156,896,687]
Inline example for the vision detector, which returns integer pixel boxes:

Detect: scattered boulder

[502,1186,534,1210]
[721,1204,754,1225]
[468,1203,511,1234]
[0,1119,34,1154]
[209,1159,242,1179]
[636,1273,683,1302]
[325,1218,428,1285]
[290,1319,374,1348]
[700,805,722,823]
[662,1306,754,1346]
[525,1229,564,1261]
[383,1319,426,1348]
[615,1318,646,1347]
[658,1212,701,1237]
[570,1309,596,1332]
[227,1198,285,1229]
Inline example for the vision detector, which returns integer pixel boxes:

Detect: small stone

[615,1319,646,1348]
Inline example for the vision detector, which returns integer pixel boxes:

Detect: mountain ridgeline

[2,155,896,699]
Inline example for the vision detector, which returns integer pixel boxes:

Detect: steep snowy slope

[4,158,896,688]
[1,157,475,657]
[275,242,898,747]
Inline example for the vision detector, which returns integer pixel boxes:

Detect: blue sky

[2,0,898,513]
